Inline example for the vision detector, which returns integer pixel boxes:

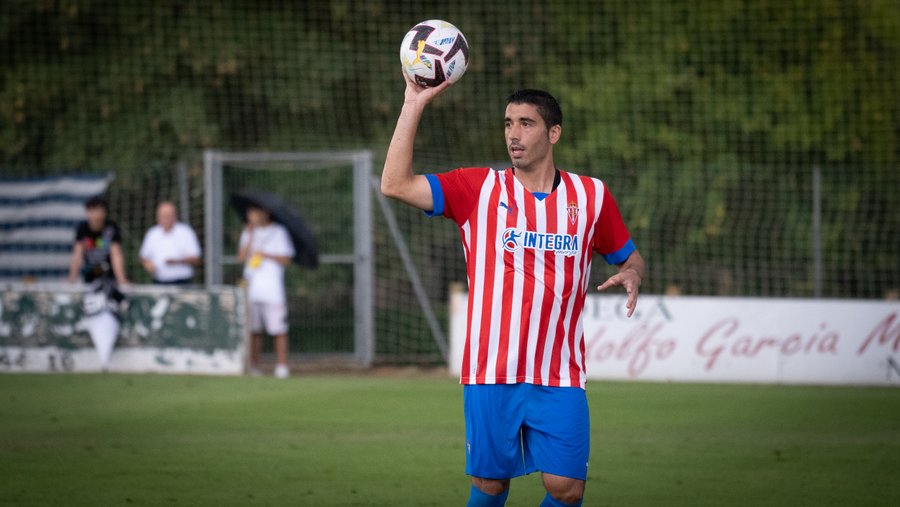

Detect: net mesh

[220,160,356,356]
[2,1,898,363]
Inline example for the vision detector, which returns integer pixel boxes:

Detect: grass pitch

[1,373,898,506]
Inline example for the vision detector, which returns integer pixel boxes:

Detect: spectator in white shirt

[238,205,295,379]
[139,202,201,285]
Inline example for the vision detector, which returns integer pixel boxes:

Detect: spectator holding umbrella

[238,203,295,378]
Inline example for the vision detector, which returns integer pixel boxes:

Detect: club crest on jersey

[501,227,579,256]
[567,201,580,225]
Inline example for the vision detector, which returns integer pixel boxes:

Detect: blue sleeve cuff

[602,238,636,265]
[423,174,445,217]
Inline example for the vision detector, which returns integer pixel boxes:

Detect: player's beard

[509,143,526,168]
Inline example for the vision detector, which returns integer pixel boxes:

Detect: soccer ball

[399,20,470,87]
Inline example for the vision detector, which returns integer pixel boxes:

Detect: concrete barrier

[0,283,248,375]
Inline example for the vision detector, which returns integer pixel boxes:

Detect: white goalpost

[203,149,375,366]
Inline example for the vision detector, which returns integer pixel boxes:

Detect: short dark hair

[506,89,562,128]
[84,196,108,211]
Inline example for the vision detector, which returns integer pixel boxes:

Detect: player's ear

[548,124,562,145]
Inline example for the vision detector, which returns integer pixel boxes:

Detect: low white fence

[0,283,248,375]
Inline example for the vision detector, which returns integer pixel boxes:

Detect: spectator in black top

[67,196,128,285]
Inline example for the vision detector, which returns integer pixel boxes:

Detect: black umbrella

[231,189,318,268]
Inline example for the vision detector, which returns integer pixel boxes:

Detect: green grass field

[1,373,898,506]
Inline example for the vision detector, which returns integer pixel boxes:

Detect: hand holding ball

[400,20,470,87]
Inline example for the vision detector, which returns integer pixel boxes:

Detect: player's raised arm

[380,71,452,210]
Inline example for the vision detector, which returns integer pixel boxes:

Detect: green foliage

[0,0,897,298]
[541,0,900,296]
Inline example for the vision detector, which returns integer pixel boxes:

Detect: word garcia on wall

[448,290,900,386]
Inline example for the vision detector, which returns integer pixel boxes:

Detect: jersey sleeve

[592,184,636,265]
[425,167,491,226]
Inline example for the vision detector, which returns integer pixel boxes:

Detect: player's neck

[511,161,556,194]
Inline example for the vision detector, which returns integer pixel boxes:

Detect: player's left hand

[597,268,641,318]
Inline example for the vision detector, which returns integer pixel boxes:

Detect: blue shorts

[464,383,590,481]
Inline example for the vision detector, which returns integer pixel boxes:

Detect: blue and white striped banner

[0,174,112,282]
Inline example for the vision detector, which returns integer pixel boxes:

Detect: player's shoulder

[449,166,494,177]
[560,169,606,193]
[436,167,494,190]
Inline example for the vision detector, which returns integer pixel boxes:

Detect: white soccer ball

[399,20,470,87]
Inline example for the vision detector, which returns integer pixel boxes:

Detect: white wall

[0,283,247,375]
[449,291,900,386]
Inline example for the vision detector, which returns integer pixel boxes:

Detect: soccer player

[381,75,645,507]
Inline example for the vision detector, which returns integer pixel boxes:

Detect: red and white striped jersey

[427,167,635,389]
